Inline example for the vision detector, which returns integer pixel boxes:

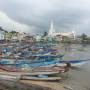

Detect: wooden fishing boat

[0,54,64,60]
[0,62,70,82]
[0,64,69,73]
[0,68,61,81]
[0,59,67,69]
[0,46,88,68]
[21,76,62,81]
[57,59,89,67]
[31,65,69,73]
[0,74,20,81]
[0,70,60,76]
[0,57,88,67]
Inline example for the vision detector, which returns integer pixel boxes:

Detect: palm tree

[80,33,87,42]
[43,32,48,37]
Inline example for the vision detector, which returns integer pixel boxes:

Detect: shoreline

[0,79,65,90]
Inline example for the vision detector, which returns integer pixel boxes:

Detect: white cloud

[0,0,90,34]
[0,11,33,33]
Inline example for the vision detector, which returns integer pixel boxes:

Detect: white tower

[48,21,55,37]
[72,31,76,40]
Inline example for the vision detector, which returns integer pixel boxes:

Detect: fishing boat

[21,76,62,81]
[0,58,88,67]
[0,63,69,73]
[0,74,20,81]
[0,62,70,82]
[0,66,63,81]
[0,54,64,60]
[0,48,59,59]
[57,59,89,67]
[0,70,60,76]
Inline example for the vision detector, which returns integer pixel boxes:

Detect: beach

[59,44,90,90]
[0,44,90,90]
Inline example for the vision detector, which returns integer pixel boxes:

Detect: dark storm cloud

[0,0,90,34]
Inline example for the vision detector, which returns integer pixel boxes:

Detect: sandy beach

[0,79,65,90]
[0,44,90,90]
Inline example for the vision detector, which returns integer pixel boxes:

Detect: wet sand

[0,80,32,90]
[61,63,90,90]
[0,79,64,90]
[59,44,90,90]
[20,80,64,90]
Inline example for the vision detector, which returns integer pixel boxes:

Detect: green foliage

[3,30,18,40]
[62,36,71,43]
[43,32,48,37]
[10,31,17,35]
[80,33,87,41]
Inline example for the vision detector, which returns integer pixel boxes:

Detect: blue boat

[0,59,88,67]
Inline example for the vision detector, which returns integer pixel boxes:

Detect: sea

[58,44,90,90]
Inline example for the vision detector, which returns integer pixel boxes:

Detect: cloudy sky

[0,0,90,35]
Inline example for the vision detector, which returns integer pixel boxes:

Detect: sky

[0,0,90,35]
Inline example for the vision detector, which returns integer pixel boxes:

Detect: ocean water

[59,44,90,90]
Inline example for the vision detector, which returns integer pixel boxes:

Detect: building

[14,32,27,42]
[23,35,35,43]
[0,32,4,40]
[48,21,76,40]
[0,27,5,40]
[35,34,43,42]
[10,31,28,42]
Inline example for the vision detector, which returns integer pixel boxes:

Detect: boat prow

[0,74,20,81]
[0,70,60,76]
[21,76,62,81]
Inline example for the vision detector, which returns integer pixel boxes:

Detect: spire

[48,20,55,36]
[72,31,76,40]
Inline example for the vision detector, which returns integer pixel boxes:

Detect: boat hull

[21,76,62,81]
[0,59,88,67]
